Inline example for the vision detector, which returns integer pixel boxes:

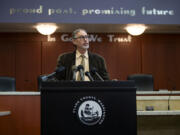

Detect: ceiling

[0,23,180,34]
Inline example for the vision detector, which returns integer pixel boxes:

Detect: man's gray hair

[72,28,87,39]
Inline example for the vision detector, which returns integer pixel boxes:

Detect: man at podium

[41,30,136,135]
[55,28,109,81]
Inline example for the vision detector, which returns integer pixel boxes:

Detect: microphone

[167,80,176,110]
[46,66,65,79]
[167,90,172,111]
[72,65,78,81]
[91,67,104,81]
[85,71,94,81]
[77,65,85,81]
[167,86,176,110]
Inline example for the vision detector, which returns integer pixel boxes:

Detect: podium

[41,81,137,135]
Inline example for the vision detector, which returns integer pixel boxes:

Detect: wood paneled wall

[142,34,180,90]
[0,33,180,91]
[0,95,40,135]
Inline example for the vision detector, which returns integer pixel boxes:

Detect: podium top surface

[41,80,135,91]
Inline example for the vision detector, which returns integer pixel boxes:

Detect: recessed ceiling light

[36,23,57,35]
[125,24,147,36]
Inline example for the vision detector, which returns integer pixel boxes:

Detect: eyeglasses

[73,35,89,40]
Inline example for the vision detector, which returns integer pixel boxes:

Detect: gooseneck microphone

[167,92,171,111]
[168,86,176,110]
[85,71,94,81]
[77,65,85,81]
[91,67,104,81]
[42,66,65,81]
[46,66,65,79]
[72,65,78,81]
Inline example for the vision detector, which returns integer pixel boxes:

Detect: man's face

[72,30,89,51]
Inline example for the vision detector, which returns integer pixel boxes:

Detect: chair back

[0,76,16,91]
[127,74,154,91]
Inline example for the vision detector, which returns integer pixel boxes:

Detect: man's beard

[82,44,89,49]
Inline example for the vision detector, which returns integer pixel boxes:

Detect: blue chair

[37,74,58,91]
[0,77,16,91]
[127,74,154,91]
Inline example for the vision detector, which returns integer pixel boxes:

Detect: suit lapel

[68,51,76,80]
[88,52,94,71]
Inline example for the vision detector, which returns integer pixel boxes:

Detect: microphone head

[55,66,65,73]
[85,71,94,81]
[77,65,84,70]
[72,65,77,71]
[85,71,90,76]
[91,67,97,74]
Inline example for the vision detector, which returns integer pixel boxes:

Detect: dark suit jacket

[55,51,109,81]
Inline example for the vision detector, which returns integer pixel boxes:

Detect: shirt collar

[76,50,88,59]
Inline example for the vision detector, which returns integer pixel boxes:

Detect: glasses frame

[73,35,89,40]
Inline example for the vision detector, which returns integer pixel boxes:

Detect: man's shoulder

[57,51,75,62]
[89,52,104,60]
[59,52,74,58]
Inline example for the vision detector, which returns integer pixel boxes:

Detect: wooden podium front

[0,92,40,135]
